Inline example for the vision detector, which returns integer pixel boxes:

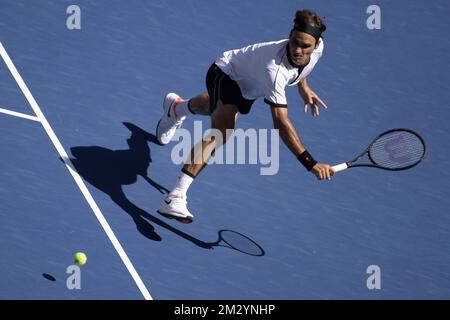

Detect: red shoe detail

[172,97,184,119]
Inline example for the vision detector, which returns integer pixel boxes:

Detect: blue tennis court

[1,0,449,299]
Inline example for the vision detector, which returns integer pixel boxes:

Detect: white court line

[0,107,40,122]
[0,42,152,300]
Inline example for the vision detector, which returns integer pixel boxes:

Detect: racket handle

[332,163,348,173]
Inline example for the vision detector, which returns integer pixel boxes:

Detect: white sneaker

[155,93,186,145]
[157,194,194,224]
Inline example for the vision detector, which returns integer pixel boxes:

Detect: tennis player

[155,9,334,223]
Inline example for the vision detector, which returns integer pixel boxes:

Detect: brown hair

[294,9,326,32]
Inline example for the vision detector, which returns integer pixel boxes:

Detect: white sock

[169,172,194,198]
[173,99,192,119]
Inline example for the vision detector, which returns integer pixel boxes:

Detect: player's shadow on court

[69,122,167,241]
[67,122,265,256]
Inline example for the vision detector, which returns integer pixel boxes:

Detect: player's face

[289,30,318,66]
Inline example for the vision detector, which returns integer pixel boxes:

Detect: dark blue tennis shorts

[205,63,255,115]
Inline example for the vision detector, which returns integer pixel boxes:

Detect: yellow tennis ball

[74,252,87,266]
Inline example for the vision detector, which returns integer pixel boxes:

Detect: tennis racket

[332,128,426,173]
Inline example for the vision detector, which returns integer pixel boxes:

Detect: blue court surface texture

[0,0,449,300]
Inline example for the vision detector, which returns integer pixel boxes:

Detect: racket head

[217,230,265,256]
[367,128,426,170]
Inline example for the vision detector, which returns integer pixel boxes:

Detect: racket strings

[369,131,425,169]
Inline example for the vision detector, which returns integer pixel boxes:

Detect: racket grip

[331,163,348,173]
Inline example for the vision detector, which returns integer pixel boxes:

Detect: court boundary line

[0,107,40,122]
[0,42,152,300]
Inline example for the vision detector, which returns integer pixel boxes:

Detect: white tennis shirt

[215,38,324,106]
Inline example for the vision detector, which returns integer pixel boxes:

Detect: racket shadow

[142,214,266,257]
[208,230,265,256]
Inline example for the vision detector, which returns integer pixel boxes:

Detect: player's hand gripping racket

[332,128,426,173]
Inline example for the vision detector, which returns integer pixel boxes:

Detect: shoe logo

[164,199,172,205]
[167,97,183,118]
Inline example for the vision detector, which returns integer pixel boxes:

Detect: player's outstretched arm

[270,106,305,155]
[270,106,334,180]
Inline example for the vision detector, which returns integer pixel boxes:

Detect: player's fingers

[322,169,326,180]
[325,169,331,180]
[329,167,335,176]
[312,104,318,117]
[309,100,315,115]
[304,103,308,113]
[311,104,319,117]
[314,96,328,109]
[315,171,321,180]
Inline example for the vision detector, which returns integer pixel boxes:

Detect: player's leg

[157,62,253,223]
[157,100,239,223]
[184,100,239,176]
[187,93,211,115]
[155,92,190,145]
[156,62,234,144]
[155,93,212,145]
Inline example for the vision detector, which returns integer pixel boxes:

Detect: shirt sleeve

[264,70,288,108]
